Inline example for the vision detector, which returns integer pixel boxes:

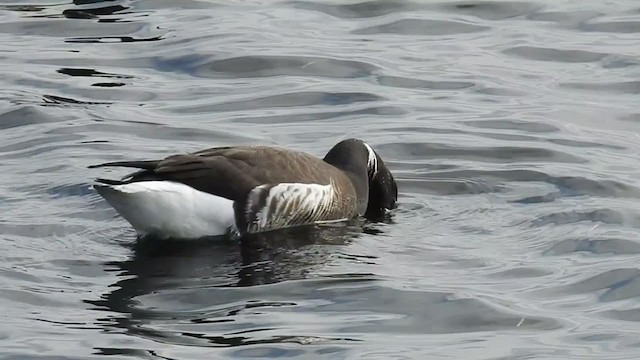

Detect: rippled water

[2,0,640,358]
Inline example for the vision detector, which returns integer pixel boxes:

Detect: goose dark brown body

[90,138,397,238]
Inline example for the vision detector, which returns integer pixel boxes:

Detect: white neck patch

[363,142,378,177]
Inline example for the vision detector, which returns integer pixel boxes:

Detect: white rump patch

[94,181,235,239]
[363,142,378,177]
[247,181,346,233]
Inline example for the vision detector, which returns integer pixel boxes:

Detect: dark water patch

[531,209,640,228]
[438,1,542,20]
[581,21,640,33]
[29,2,144,22]
[66,35,164,43]
[45,87,156,104]
[488,267,553,279]
[34,318,95,329]
[479,131,539,142]
[318,287,560,334]
[354,19,488,36]
[601,55,640,69]
[196,92,384,113]
[80,140,110,144]
[289,0,417,19]
[62,9,99,20]
[463,119,560,133]
[43,94,112,106]
[40,260,108,283]
[399,178,498,196]
[0,355,91,360]
[26,55,158,72]
[425,169,640,199]
[0,106,62,130]
[230,345,351,358]
[63,5,128,18]
[57,68,133,79]
[575,332,622,343]
[130,0,218,10]
[91,82,126,87]
[380,142,585,163]
[539,269,640,302]
[150,53,212,73]
[93,347,177,358]
[381,125,540,142]
[377,126,468,136]
[74,0,123,4]
[548,138,625,150]
[527,10,601,27]
[0,223,87,239]
[386,159,457,172]
[544,177,640,199]
[34,7,130,21]
[0,288,73,308]
[47,121,254,145]
[32,165,70,174]
[620,113,640,122]
[0,141,119,161]
[603,308,640,322]
[0,143,117,161]
[503,46,607,63]
[544,238,640,256]
[195,56,379,79]
[0,268,43,284]
[0,19,148,37]
[475,86,527,96]
[335,252,378,265]
[511,192,561,204]
[0,134,83,154]
[231,106,406,124]
[0,5,48,13]
[376,75,475,90]
[561,81,640,95]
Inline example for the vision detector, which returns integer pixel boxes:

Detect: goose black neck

[323,139,370,212]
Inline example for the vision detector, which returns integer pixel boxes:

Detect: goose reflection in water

[84,220,379,348]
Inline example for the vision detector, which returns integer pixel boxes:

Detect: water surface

[2,0,640,359]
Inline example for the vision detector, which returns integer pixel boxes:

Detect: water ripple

[504,46,608,63]
[2,0,640,358]
[195,55,379,79]
[353,19,489,36]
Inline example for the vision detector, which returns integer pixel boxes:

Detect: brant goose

[90,138,397,239]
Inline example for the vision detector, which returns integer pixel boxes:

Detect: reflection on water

[85,224,560,353]
[2,0,640,358]
[86,225,365,348]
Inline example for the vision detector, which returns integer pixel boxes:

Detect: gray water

[2,0,640,359]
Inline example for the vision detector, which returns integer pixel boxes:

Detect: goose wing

[90,145,359,234]
[90,145,342,203]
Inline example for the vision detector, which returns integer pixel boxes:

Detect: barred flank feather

[245,180,348,233]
